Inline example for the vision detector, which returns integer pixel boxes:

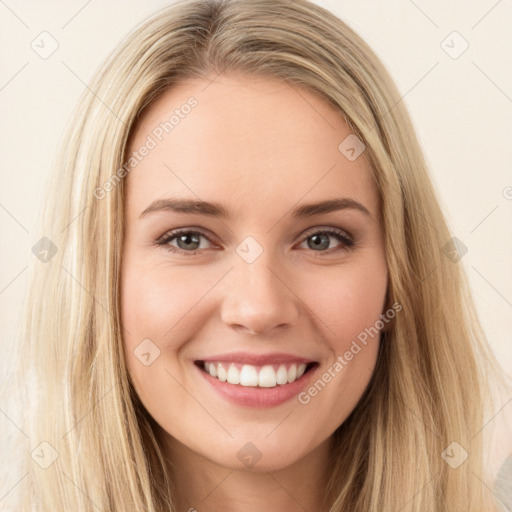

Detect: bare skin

[121,73,388,512]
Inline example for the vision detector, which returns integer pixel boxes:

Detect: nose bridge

[220,238,299,334]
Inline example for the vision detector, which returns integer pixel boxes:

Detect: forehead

[125,74,379,222]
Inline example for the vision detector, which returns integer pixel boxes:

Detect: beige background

[0,1,511,399]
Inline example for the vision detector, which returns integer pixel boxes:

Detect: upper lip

[196,351,317,366]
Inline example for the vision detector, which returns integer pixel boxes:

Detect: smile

[196,361,318,387]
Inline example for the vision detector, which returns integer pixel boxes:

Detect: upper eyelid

[300,225,352,239]
[156,227,215,245]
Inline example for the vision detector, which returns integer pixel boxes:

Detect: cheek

[294,263,386,425]
[120,259,217,368]
[120,260,209,412]
[121,252,388,362]
[305,261,388,349]
[122,256,206,333]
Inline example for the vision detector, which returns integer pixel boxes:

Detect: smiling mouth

[194,360,319,388]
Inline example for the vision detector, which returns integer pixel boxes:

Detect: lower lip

[194,362,319,408]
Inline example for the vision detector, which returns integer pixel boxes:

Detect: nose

[220,252,300,336]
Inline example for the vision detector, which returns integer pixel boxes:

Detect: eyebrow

[138,197,372,220]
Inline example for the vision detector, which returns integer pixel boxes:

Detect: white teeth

[276,365,288,385]
[202,361,311,387]
[240,365,259,386]
[287,364,297,383]
[259,365,277,387]
[217,363,227,382]
[227,365,240,385]
[208,362,217,378]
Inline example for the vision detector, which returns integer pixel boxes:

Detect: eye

[156,229,213,255]
[155,227,355,256]
[297,227,354,255]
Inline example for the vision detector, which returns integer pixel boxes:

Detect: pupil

[178,233,200,250]
[309,234,329,251]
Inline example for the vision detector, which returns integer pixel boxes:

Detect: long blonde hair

[3,0,509,510]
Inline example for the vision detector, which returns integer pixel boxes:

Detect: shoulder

[486,378,512,512]
[490,382,512,510]
[494,453,512,512]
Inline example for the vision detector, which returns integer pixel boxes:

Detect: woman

[3,0,511,510]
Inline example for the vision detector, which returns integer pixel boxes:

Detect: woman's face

[121,74,388,472]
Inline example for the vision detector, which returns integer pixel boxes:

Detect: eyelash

[155,227,355,257]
